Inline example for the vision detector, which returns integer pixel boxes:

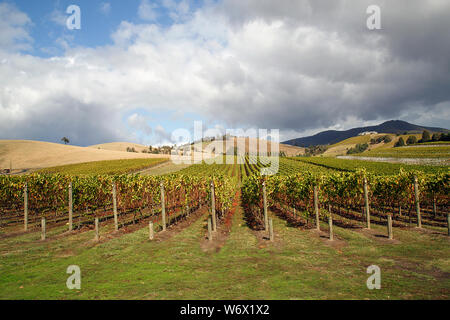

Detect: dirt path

[200,191,240,252]
[137,161,191,175]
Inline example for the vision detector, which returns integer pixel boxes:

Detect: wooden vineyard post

[414,176,422,228]
[112,183,118,231]
[263,181,268,231]
[41,217,46,241]
[387,214,393,240]
[149,221,154,240]
[24,183,28,231]
[94,217,99,241]
[207,217,212,241]
[314,185,320,231]
[432,195,436,216]
[211,181,216,232]
[328,204,333,241]
[363,177,370,229]
[68,182,73,231]
[447,214,450,237]
[160,182,166,231]
[269,218,274,241]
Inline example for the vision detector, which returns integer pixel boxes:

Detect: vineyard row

[242,170,449,231]
[0,174,236,233]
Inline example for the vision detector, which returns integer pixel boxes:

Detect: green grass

[138,161,191,176]
[416,141,450,145]
[290,157,448,175]
[38,158,168,175]
[0,203,448,299]
[331,135,375,147]
[358,146,450,159]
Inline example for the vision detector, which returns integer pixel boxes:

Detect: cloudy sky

[1,0,449,146]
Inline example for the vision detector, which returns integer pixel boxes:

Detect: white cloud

[0,0,449,146]
[154,125,172,145]
[0,3,32,52]
[127,113,152,135]
[162,0,191,21]
[50,8,67,27]
[138,0,158,21]
[100,2,111,15]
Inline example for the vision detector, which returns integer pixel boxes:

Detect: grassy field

[289,157,448,175]
[0,200,448,299]
[417,141,450,145]
[38,158,168,175]
[323,134,424,157]
[357,145,450,159]
[1,153,449,300]
[0,140,167,171]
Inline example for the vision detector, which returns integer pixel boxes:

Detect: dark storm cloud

[208,0,450,134]
[1,1,449,145]
[0,95,127,146]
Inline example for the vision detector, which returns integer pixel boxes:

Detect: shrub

[347,143,369,154]
[422,130,431,142]
[394,137,405,147]
[406,136,417,145]
[432,133,441,141]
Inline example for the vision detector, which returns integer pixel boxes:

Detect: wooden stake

[211,181,216,232]
[314,185,320,231]
[160,182,166,231]
[94,217,99,241]
[328,204,333,241]
[447,214,450,237]
[68,182,73,231]
[207,217,212,241]
[387,214,393,240]
[149,221,154,240]
[263,181,268,231]
[414,176,422,228]
[41,217,46,241]
[363,177,370,229]
[269,218,274,241]
[113,183,118,231]
[433,196,436,216]
[24,183,28,232]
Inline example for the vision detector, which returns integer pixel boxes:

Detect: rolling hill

[0,140,168,173]
[283,120,449,147]
[322,133,421,157]
[89,142,150,153]
[204,137,305,157]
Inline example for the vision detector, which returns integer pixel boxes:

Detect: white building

[358,131,378,136]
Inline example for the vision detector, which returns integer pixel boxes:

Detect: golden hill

[322,133,422,157]
[89,142,150,153]
[203,137,305,157]
[0,140,168,172]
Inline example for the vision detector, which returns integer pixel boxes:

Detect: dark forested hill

[283,120,449,147]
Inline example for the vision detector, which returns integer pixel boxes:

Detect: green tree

[406,136,417,145]
[61,137,70,145]
[422,130,431,142]
[395,137,405,147]
[431,133,441,141]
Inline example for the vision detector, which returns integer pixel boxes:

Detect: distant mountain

[283,120,449,147]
